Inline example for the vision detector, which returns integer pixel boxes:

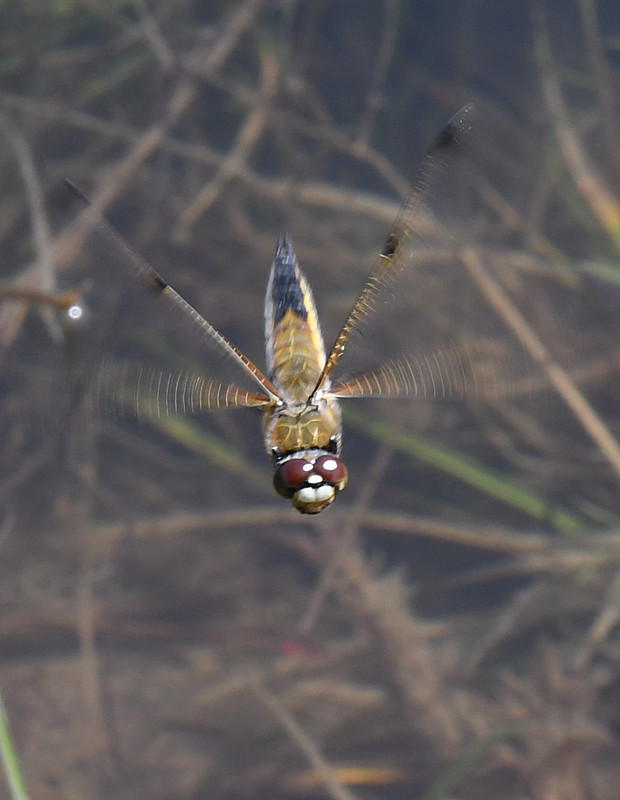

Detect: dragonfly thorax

[263,394,342,461]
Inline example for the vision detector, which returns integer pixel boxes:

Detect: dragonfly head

[273,452,348,514]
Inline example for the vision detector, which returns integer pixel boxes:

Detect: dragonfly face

[56,104,498,515]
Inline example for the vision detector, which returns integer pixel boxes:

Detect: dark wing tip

[454,102,476,128]
[432,103,477,153]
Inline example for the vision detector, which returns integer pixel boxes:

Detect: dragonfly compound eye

[273,458,314,497]
[313,456,348,489]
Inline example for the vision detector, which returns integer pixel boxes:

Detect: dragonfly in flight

[56,104,497,514]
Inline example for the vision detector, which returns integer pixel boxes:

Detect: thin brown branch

[460,245,620,485]
[195,72,411,197]
[0,91,406,223]
[0,0,266,345]
[355,0,400,146]
[84,505,548,565]
[0,116,59,344]
[297,444,393,634]
[249,678,361,800]
[577,0,620,165]
[64,0,265,251]
[531,1,620,248]
[0,286,81,309]
[333,540,463,751]
[133,0,176,71]
[174,36,280,236]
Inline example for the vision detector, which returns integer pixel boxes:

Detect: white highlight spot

[321,459,338,472]
[67,304,84,321]
[307,474,322,485]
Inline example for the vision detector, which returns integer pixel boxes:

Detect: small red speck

[280,639,312,658]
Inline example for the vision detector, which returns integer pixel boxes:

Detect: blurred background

[2,1,620,798]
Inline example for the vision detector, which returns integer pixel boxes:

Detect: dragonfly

[51,103,504,514]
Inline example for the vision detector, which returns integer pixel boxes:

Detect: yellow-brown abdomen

[269,309,324,402]
[265,236,326,401]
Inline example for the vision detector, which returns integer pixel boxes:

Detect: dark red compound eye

[314,455,348,487]
[273,458,314,497]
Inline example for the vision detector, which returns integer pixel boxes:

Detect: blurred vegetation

[1,2,620,799]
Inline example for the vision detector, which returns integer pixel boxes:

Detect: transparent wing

[33,181,277,428]
[317,104,580,403]
[314,105,475,396]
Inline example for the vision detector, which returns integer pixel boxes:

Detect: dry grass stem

[460,245,620,485]
[532,1,620,247]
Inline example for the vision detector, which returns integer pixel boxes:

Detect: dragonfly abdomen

[265,235,326,402]
[269,309,324,400]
